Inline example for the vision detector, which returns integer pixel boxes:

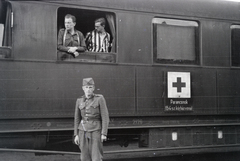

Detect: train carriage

[0,0,240,159]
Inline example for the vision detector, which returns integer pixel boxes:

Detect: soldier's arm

[99,95,109,136]
[74,99,81,136]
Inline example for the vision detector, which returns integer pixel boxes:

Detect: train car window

[0,1,12,58]
[153,18,199,65]
[231,25,240,67]
[57,7,116,63]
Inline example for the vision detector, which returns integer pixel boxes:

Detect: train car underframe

[1,115,240,159]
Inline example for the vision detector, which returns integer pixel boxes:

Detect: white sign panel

[168,72,191,98]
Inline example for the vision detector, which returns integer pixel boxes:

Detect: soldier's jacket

[74,94,109,136]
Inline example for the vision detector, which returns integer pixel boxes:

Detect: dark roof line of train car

[7,0,240,21]
[34,0,240,21]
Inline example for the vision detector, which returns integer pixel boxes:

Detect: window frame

[57,7,117,63]
[0,1,12,59]
[153,18,200,65]
[230,25,240,67]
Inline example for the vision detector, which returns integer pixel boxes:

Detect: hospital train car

[0,0,240,159]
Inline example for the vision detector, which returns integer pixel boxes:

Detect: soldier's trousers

[78,130,103,161]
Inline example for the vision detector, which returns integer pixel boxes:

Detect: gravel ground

[1,151,240,161]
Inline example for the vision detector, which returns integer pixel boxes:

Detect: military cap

[82,78,95,86]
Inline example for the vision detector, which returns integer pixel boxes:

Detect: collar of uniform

[83,93,95,101]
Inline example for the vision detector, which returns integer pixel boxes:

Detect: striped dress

[85,30,110,52]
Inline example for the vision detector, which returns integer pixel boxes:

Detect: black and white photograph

[0,0,240,160]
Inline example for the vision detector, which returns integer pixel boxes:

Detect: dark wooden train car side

[0,0,240,159]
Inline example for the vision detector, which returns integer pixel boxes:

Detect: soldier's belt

[82,117,101,121]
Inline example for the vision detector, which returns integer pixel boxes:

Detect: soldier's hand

[74,135,80,145]
[101,135,107,142]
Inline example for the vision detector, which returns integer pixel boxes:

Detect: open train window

[57,7,116,63]
[231,25,240,67]
[0,1,12,58]
[153,18,199,65]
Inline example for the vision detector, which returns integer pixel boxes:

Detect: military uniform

[74,78,109,161]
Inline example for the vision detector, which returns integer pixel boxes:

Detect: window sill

[154,59,199,66]
[57,51,116,63]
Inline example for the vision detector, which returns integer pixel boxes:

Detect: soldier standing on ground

[74,78,109,161]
